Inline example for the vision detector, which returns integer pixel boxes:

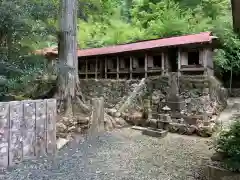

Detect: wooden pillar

[104,57,107,79]
[95,57,98,79]
[130,56,133,79]
[161,52,165,75]
[85,58,88,79]
[145,54,148,78]
[202,48,208,68]
[117,56,119,79]
[177,49,181,76]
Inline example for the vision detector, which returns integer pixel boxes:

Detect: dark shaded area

[232,0,240,34]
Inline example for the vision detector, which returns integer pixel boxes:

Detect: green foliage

[0,0,57,98]
[78,18,145,48]
[213,15,240,75]
[215,120,240,171]
[131,0,212,38]
[0,0,239,97]
[77,0,239,76]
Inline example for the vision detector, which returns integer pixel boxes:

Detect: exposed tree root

[55,81,128,137]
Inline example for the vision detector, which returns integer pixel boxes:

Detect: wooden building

[42,32,218,79]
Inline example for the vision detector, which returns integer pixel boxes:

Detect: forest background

[0,0,239,99]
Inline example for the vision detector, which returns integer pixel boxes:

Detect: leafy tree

[215,120,240,172]
[0,0,57,97]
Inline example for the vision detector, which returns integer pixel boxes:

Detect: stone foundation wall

[80,76,169,113]
[80,75,227,120]
[80,74,227,137]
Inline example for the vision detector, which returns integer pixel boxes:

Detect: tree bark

[57,0,124,132]
[232,0,240,34]
[58,0,90,115]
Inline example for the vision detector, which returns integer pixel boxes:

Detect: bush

[215,120,240,171]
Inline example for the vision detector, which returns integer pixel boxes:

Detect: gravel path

[218,98,240,129]
[2,128,213,180]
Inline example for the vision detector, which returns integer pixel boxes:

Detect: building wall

[79,46,214,79]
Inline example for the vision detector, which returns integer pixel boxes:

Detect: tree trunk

[58,0,89,115]
[57,0,125,133]
[232,0,240,34]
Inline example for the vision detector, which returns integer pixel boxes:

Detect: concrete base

[142,128,168,138]
[204,165,240,180]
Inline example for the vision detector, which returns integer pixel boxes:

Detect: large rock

[211,152,227,162]
[127,111,145,126]
[56,122,67,133]
[186,125,197,135]
[197,123,215,137]
[76,116,89,125]
[168,123,187,134]
[149,119,158,128]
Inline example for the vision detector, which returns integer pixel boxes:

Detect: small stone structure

[0,99,57,168]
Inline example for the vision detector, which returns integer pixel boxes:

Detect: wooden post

[99,59,103,78]
[95,57,98,79]
[202,48,208,75]
[177,49,181,76]
[0,102,9,167]
[90,98,105,134]
[130,56,133,79]
[145,54,148,78]
[104,57,107,79]
[46,99,57,156]
[161,52,165,75]
[85,58,88,79]
[117,56,119,79]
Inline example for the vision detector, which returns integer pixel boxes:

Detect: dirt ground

[2,127,213,180]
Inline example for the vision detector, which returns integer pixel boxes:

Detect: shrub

[215,120,240,171]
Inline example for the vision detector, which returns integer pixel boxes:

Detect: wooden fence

[0,99,57,168]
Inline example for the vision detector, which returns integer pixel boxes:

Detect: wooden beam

[117,56,119,79]
[145,54,148,78]
[130,56,133,79]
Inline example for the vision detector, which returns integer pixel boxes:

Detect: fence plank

[22,100,36,158]
[0,102,9,167]
[90,98,105,134]
[46,99,56,155]
[9,101,23,166]
[35,100,47,157]
[0,99,57,168]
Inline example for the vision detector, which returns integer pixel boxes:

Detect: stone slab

[131,126,148,131]
[56,138,69,150]
[142,128,168,138]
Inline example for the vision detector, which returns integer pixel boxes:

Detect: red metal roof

[77,32,215,57]
[37,32,216,58]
